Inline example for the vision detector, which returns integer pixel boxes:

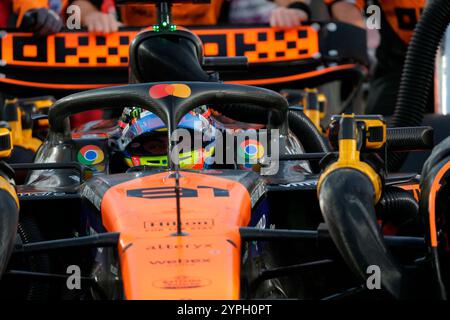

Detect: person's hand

[331,2,365,29]
[23,8,63,37]
[83,11,121,34]
[270,7,308,28]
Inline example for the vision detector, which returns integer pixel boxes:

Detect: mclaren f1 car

[0,0,450,301]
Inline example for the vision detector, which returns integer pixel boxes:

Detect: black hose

[319,169,413,299]
[422,136,450,180]
[389,0,450,171]
[386,127,434,152]
[212,103,285,126]
[377,187,420,234]
[288,110,331,172]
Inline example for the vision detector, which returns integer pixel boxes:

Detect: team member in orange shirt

[270,0,364,28]
[362,0,425,115]
[333,0,426,115]
[73,0,316,31]
[71,0,121,33]
[72,0,224,30]
[273,1,426,116]
[1,0,66,36]
[1,1,120,35]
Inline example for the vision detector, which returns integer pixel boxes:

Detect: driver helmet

[117,107,215,169]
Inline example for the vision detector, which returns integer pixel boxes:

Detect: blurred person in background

[0,0,120,35]
[362,0,426,116]
[73,0,321,31]
[71,0,121,32]
[0,0,65,36]
[267,1,427,117]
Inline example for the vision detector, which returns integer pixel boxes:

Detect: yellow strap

[0,176,19,208]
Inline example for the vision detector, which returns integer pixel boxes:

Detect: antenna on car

[173,169,185,236]
[153,0,187,237]
[168,121,187,236]
[155,1,173,31]
[165,113,185,236]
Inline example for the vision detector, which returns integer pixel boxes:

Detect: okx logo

[149,84,192,99]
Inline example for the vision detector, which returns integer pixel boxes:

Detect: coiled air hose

[389,0,450,171]
[288,110,331,154]
[288,110,331,172]
[377,187,420,234]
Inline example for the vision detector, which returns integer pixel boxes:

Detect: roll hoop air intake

[318,114,414,299]
[389,0,450,171]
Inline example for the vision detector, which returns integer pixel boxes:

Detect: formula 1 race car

[0,0,450,301]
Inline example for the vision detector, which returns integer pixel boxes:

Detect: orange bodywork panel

[100,171,252,299]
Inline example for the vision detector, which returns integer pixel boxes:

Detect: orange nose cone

[100,172,252,300]
[119,232,242,300]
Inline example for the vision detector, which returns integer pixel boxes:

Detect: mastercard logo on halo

[149,84,191,99]
[77,145,105,165]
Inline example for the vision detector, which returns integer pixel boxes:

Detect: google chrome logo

[238,139,265,166]
[77,145,105,165]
